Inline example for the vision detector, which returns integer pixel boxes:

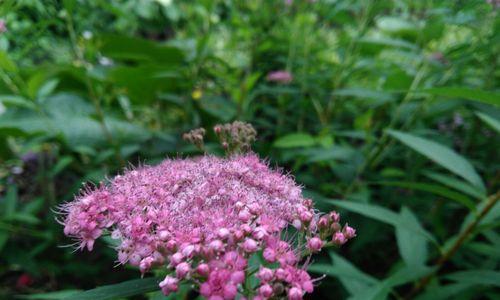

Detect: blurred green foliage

[0,0,499,299]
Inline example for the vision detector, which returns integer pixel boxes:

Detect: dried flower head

[214,121,257,154]
[183,127,206,151]
[60,154,354,299]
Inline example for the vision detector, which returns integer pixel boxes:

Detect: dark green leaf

[387,130,485,191]
[62,277,161,300]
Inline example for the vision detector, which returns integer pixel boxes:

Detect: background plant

[0,0,498,299]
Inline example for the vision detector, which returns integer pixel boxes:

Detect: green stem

[406,191,500,299]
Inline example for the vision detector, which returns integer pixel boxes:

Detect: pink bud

[218,228,230,239]
[238,210,251,222]
[329,211,340,223]
[231,270,245,284]
[159,230,170,240]
[318,216,330,229]
[263,248,276,262]
[170,252,183,266]
[288,287,303,300]
[159,276,178,295]
[275,268,287,281]
[209,239,224,252]
[259,284,273,298]
[175,262,190,279]
[181,244,196,257]
[302,280,314,293]
[307,237,323,252]
[242,238,258,252]
[292,219,302,230]
[299,211,313,222]
[166,240,177,252]
[223,284,238,299]
[257,267,274,282]
[139,257,154,274]
[253,226,268,240]
[196,263,209,276]
[333,232,346,245]
[343,224,356,239]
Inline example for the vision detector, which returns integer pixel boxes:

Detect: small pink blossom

[0,20,6,34]
[266,70,293,84]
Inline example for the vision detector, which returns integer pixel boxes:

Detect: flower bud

[159,276,178,295]
[259,284,273,298]
[343,224,356,239]
[175,262,190,279]
[242,238,258,253]
[288,287,303,300]
[257,267,274,282]
[263,248,276,262]
[333,232,346,245]
[307,237,323,252]
[196,263,209,276]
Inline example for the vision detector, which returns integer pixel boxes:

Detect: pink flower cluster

[61,154,354,299]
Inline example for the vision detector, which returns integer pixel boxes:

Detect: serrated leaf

[387,130,485,191]
[62,277,161,300]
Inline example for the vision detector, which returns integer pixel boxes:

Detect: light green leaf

[377,181,476,211]
[445,270,500,287]
[273,133,316,148]
[423,172,485,200]
[62,277,161,300]
[328,199,437,244]
[396,207,428,267]
[0,50,17,72]
[387,130,485,191]
[425,87,500,107]
[476,112,500,133]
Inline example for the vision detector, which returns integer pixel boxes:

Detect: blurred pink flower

[266,70,293,84]
[0,20,6,34]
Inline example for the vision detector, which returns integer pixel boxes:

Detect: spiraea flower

[61,152,354,299]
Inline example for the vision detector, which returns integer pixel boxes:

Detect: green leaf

[332,88,396,106]
[476,112,500,133]
[377,181,476,211]
[2,185,18,217]
[423,172,485,200]
[445,270,500,287]
[273,133,316,148]
[99,34,183,64]
[396,207,428,267]
[425,87,500,107]
[387,130,485,191]
[328,199,437,244]
[62,277,161,300]
[16,290,81,300]
[309,251,378,296]
[198,96,236,122]
[415,283,474,300]
[0,50,17,72]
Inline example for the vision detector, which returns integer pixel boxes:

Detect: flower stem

[406,191,500,299]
